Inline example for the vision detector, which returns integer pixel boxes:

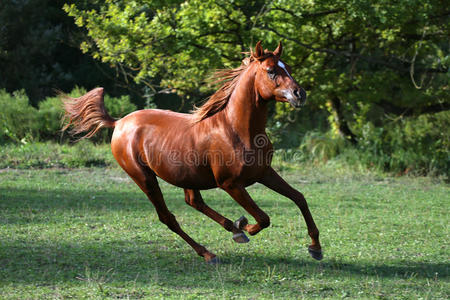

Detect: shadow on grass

[0,185,302,225]
[0,238,447,286]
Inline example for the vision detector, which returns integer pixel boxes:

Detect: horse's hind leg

[184,189,249,243]
[127,166,217,263]
[221,184,270,236]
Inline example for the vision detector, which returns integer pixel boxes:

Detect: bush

[267,103,329,149]
[299,131,347,163]
[356,112,450,176]
[0,88,138,144]
[296,112,450,177]
[37,96,65,141]
[104,94,137,118]
[0,90,39,143]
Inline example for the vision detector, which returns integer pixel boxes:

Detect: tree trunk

[329,96,358,145]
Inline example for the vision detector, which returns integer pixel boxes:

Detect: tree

[0,0,129,104]
[64,0,448,143]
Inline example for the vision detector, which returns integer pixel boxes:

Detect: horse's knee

[158,213,171,225]
[158,213,180,231]
[294,191,308,208]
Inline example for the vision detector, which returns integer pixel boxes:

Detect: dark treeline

[0,0,139,105]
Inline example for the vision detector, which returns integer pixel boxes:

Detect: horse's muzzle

[288,88,307,108]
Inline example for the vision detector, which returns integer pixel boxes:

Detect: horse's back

[111,108,195,156]
[117,109,191,128]
[111,109,217,189]
[112,109,193,144]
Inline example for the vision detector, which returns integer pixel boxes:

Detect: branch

[378,100,450,117]
[191,43,240,61]
[258,25,448,74]
[197,30,236,38]
[271,7,343,19]
[410,26,428,89]
[420,102,450,115]
[259,25,340,55]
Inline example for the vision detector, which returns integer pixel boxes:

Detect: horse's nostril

[293,89,300,99]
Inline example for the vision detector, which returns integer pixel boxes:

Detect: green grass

[0,141,115,169]
[0,166,448,299]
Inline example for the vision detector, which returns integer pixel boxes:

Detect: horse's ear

[273,41,283,57]
[253,41,264,59]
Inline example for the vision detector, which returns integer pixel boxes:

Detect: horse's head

[250,41,306,108]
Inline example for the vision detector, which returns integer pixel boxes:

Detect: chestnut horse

[62,41,322,263]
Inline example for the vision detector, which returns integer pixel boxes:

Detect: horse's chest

[222,143,273,183]
[239,145,273,168]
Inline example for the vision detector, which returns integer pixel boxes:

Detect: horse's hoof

[206,256,220,264]
[308,246,323,261]
[234,216,248,230]
[232,232,250,243]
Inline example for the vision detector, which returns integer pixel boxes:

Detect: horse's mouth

[288,98,306,109]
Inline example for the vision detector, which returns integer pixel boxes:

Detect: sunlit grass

[0,167,448,299]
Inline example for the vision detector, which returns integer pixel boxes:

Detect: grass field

[0,165,448,299]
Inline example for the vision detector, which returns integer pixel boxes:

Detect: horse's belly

[151,161,217,190]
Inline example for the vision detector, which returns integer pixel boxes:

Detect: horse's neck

[223,67,268,141]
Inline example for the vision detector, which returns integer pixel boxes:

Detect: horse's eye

[266,67,276,80]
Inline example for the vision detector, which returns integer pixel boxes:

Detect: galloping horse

[62,41,322,263]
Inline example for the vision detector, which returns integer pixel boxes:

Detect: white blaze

[277,60,294,80]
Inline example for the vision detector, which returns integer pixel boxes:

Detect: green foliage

[300,131,347,163]
[63,0,448,105]
[64,0,250,96]
[104,94,137,119]
[0,88,137,144]
[61,0,449,176]
[37,97,65,140]
[355,112,450,175]
[0,90,38,143]
[296,111,450,176]
[267,103,329,148]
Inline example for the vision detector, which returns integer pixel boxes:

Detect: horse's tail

[61,87,115,139]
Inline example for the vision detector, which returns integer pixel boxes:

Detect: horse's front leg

[258,167,323,260]
[221,183,270,236]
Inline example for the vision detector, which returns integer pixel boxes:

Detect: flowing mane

[192,57,253,123]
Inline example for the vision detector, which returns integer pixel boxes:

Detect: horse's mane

[192,49,275,123]
[191,58,249,122]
